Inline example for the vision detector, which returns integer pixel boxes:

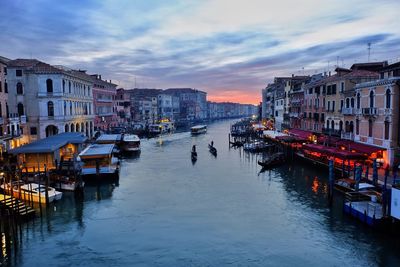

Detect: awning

[303,144,367,160]
[336,140,385,154]
[289,129,313,140]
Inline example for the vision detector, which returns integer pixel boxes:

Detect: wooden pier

[0,194,36,219]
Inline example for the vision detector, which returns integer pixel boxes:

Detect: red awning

[336,140,385,154]
[289,129,313,140]
[303,144,367,160]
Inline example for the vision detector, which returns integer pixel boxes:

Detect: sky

[1,0,400,104]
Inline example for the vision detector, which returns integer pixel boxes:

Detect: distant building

[0,56,13,152]
[90,74,118,131]
[6,59,95,142]
[127,88,161,123]
[165,88,207,121]
[116,88,131,125]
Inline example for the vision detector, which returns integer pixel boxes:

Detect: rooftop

[10,133,87,154]
[79,144,115,157]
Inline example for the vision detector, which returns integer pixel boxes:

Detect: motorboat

[121,134,141,152]
[78,144,120,176]
[191,125,207,135]
[1,181,62,203]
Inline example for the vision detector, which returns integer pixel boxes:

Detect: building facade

[7,59,95,142]
[91,74,118,131]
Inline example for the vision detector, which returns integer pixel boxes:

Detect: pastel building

[6,59,95,142]
[90,74,118,131]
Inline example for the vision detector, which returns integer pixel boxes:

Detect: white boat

[122,134,141,152]
[191,125,207,135]
[149,122,175,135]
[1,181,62,203]
[78,144,119,176]
[51,175,84,191]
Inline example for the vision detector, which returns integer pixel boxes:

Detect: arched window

[69,102,72,115]
[16,82,23,95]
[46,79,53,93]
[47,101,54,117]
[71,123,75,132]
[349,121,354,133]
[356,93,361,109]
[68,81,71,93]
[339,121,343,132]
[369,90,374,108]
[17,103,24,116]
[386,89,391,109]
[64,101,66,115]
[62,80,65,93]
[76,123,80,132]
[368,119,373,137]
[331,120,334,130]
[350,98,354,108]
[346,98,350,108]
[65,124,69,132]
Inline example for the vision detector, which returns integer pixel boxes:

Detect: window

[331,120,334,129]
[350,98,354,108]
[332,84,337,94]
[356,119,359,135]
[65,124,69,132]
[6,103,9,118]
[30,127,37,135]
[17,103,24,116]
[16,82,23,95]
[341,100,344,111]
[357,93,361,109]
[386,89,391,109]
[63,80,65,93]
[368,119,373,137]
[346,98,350,108]
[0,103,2,117]
[369,91,374,108]
[384,121,390,140]
[16,70,22,76]
[0,81,2,92]
[327,101,330,111]
[4,82,7,93]
[341,82,345,92]
[69,81,71,93]
[46,79,53,93]
[47,101,54,117]
[332,101,335,112]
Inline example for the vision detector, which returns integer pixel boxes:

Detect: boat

[258,152,285,169]
[149,122,175,136]
[96,134,122,145]
[1,181,62,203]
[208,144,217,156]
[191,151,198,161]
[229,140,244,147]
[121,134,141,152]
[78,144,120,176]
[191,125,207,135]
[243,141,273,152]
[334,178,377,194]
[50,174,84,191]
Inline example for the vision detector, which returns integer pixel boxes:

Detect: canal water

[2,120,400,266]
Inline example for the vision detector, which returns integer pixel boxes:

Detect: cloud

[1,0,400,104]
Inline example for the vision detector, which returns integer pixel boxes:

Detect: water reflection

[1,120,400,266]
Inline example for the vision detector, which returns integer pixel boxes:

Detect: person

[211,141,214,147]
[192,145,196,153]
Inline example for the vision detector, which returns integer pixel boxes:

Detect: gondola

[208,144,217,156]
[191,151,198,161]
[258,152,285,169]
[229,140,244,147]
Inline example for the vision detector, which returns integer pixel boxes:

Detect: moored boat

[1,181,62,203]
[258,152,285,169]
[78,144,120,176]
[121,134,141,152]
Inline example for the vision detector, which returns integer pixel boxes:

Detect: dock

[0,194,36,219]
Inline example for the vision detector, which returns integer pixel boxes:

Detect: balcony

[362,107,378,116]
[384,108,392,116]
[97,98,113,103]
[341,107,354,115]
[322,128,342,137]
[341,132,354,141]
